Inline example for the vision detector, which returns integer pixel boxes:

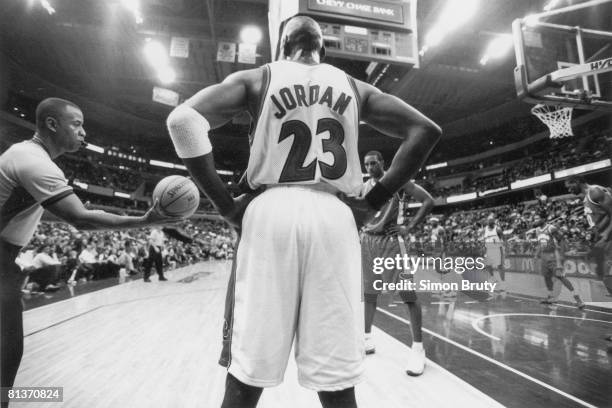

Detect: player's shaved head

[281,15,324,58]
[35,97,81,132]
[364,150,383,162]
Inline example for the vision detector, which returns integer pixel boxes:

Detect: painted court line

[472,313,612,341]
[377,307,598,408]
[507,293,612,316]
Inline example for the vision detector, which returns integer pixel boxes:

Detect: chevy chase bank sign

[308,0,404,25]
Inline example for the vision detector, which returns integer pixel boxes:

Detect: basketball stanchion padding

[531,103,574,139]
[152,175,200,218]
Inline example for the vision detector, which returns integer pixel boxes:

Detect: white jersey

[431,226,444,243]
[245,60,362,195]
[483,226,502,244]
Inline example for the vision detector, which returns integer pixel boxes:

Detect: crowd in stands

[16,187,602,294]
[427,115,543,163]
[402,194,595,257]
[420,131,611,198]
[59,154,146,192]
[15,218,235,293]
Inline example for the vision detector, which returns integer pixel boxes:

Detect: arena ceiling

[0,0,607,168]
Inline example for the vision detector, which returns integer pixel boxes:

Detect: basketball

[152,176,200,217]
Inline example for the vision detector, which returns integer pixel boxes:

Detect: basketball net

[531,104,574,139]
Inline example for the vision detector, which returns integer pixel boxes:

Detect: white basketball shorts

[484,244,503,267]
[220,186,364,391]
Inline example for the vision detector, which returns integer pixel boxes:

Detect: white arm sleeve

[166,105,212,159]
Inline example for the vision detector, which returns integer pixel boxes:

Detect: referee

[0,97,176,406]
[143,227,166,282]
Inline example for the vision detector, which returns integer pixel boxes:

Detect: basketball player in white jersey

[0,98,176,407]
[166,16,441,408]
[360,151,434,376]
[429,216,452,290]
[527,214,585,308]
[482,214,505,293]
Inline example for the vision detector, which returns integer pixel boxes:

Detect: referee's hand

[143,199,184,225]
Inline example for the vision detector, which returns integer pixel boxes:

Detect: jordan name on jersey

[270,84,353,119]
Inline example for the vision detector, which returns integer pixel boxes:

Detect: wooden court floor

[16,261,505,408]
[375,289,612,408]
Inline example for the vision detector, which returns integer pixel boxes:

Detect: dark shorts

[361,233,417,302]
[540,254,564,278]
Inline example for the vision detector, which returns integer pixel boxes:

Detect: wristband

[365,182,393,210]
[166,105,212,158]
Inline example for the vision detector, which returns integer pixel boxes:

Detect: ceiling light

[121,0,143,24]
[420,0,479,55]
[40,0,55,15]
[240,26,262,45]
[543,0,562,12]
[158,66,176,84]
[143,40,168,66]
[479,34,513,65]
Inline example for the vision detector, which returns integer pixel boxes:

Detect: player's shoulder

[3,141,50,169]
[587,184,611,202]
[224,66,266,85]
[4,140,39,156]
[401,180,416,192]
[349,75,380,99]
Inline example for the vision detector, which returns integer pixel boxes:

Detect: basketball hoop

[531,103,574,139]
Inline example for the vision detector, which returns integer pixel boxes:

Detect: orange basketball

[152,176,200,217]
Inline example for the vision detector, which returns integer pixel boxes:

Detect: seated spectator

[76,243,99,281]
[29,245,61,291]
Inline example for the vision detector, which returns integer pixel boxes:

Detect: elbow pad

[166,105,212,158]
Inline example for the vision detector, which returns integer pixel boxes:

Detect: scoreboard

[269,0,419,69]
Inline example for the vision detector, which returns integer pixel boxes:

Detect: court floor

[14,261,612,407]
[375,290,612,408]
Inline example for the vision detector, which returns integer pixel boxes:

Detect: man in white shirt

[78,243,97,264]
[32,245,60,269]
[29,245,61,291]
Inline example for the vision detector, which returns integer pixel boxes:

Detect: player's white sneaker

[406,347,425,376]
[365,335,376,355]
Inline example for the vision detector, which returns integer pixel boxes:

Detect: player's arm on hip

[403,181,434,229]
[352,78,442,193]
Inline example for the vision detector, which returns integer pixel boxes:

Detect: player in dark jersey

[565,176,612,339]
[527,213,585,308]
[361,151,434,376]
[565,176,612,246]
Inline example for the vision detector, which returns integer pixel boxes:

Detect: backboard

[513,0,612,111]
